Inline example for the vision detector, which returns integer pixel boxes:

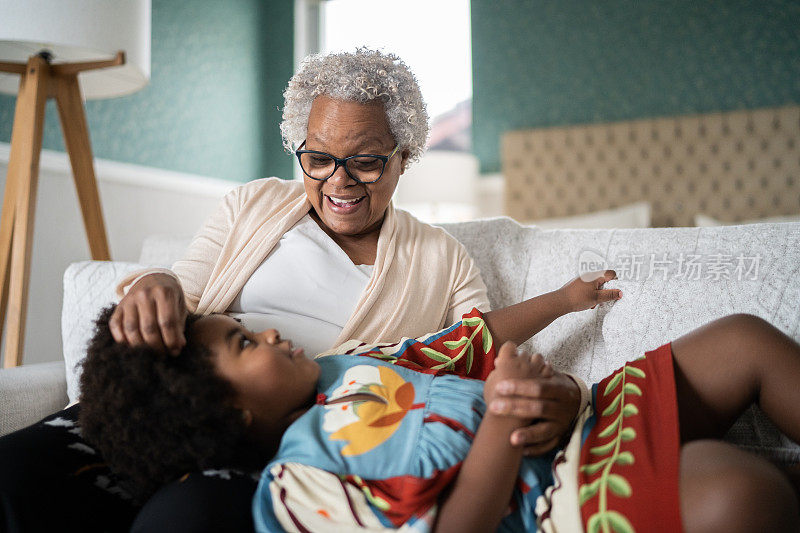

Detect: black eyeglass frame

[294,141,400,184]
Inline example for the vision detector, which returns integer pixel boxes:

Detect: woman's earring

[241,409,253,426]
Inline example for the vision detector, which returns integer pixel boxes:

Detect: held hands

[108,273,188,355]
[485,341,552,408]
[477,271,617,454]
[486,342,581,456]
[559,269,622,312]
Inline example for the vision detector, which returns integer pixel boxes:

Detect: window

[297,0,472,152]
[295,0,478,221]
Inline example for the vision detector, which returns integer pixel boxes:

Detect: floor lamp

[0,0,151,367]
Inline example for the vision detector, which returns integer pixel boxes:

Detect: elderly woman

[0,49,580,532]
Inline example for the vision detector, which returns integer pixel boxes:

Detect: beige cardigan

[119,178,490,348]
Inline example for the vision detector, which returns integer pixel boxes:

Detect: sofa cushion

[0,361,68,436]
[62,236,187,403]
[695,212,800,226]
[520,222,800,462]
[523,201,651,229]
[439,217,531,312]
[59,220,800,462]
[62,261,148,403]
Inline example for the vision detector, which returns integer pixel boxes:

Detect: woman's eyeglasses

[295,141,400,184]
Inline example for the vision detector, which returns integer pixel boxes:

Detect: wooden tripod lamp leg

[2,56,50,368]
[0,122,21,341]
[54,73,111,261]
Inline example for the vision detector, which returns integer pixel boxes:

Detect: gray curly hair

[280,48,429,163]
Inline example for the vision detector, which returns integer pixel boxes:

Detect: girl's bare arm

[434,342,551,532]
[483,270,621,347]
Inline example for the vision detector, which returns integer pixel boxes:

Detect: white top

[227,214,373,356]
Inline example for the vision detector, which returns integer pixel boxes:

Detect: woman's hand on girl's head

[108,273,188,356]
[560,269,622,312]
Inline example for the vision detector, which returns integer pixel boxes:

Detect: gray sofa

[2,218,799,463]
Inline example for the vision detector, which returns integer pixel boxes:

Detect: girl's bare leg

[670,314,800,532]
[680,440,798,533]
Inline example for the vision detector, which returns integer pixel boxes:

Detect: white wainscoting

[0,143,236,366]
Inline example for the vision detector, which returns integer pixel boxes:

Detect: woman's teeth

[327,195,364,208]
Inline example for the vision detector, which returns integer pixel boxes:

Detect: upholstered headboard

[502,105,800,227]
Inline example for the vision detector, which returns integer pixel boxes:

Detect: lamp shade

[0,0,151,99]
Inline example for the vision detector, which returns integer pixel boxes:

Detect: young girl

[79,287,800,532]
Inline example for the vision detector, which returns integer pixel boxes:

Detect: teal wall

[0,0,294,182]
[472,0,800,174]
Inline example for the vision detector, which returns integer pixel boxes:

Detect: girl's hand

[559,269,621,312]
[489,364,581,455]
[108,273,188,355]
[484,342,551,410]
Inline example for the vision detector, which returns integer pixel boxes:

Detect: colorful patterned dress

[252,310,682,532]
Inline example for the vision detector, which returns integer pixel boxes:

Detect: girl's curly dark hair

[79,305,259,501]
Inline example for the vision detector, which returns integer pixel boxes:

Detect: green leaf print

[462,317,483,327]
[615,451,635,466]
[579,361,648,533]
[604,372,624,395]
[601,393,623,417]
[443,338,468,349]
[607,474,632,498]
[482,326,493,354]
[623,383,642,396]
[579,479,601,505]
[421,347,451,363]
[589,440,617,456]
[580,458,611,475]
[426,318,491,374]
[624,366,646,378]
[622,404,639,417]
[606,511,635,533]
[587,514,602,533]
[344,475,390,511]
[598,415,622,439]
[361,488,390,510]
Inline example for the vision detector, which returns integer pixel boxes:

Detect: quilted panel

[503,106,800,227]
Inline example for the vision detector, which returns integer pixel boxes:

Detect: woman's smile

[325,193,366,213]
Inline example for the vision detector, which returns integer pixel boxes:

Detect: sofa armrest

[0,361,68,437]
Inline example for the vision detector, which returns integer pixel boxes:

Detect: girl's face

[193,315,321,440]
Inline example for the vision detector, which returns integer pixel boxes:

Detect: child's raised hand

[484,341,551,412]
[559,269,621,312]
